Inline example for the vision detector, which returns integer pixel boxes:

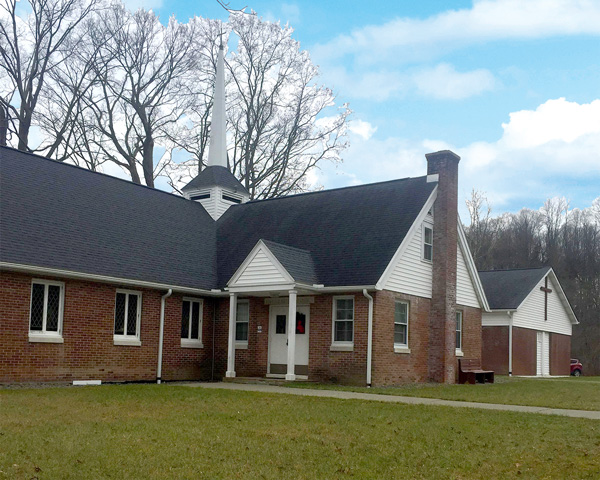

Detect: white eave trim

[457,220,491,312]
[375,187,438,290]
[547,268,579,325]
[0,262,222,296]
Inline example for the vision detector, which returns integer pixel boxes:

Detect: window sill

[113,337,142,347]
[330,344,354,352]
[28,333,64,344]
[181,339,204,349]
[394,346,411,354]
[235,342,248,350]
[455,349,464,357]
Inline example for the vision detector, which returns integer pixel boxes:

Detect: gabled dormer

[183,40,249,220]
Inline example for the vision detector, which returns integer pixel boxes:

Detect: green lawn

[287,376,600,411]
[1,385,599,479]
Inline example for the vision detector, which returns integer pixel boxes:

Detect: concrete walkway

[180,382,600,420]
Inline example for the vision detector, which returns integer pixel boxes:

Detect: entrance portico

[225,290,314,381]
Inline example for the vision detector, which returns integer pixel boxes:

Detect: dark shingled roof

[182,165,249,195]
[478,267,551,310]
[0,147,217,290]
[261,240,318,285]
[1,147,437,290]
[217,177,436,287]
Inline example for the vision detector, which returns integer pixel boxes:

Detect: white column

[286,290,297,381]
[226,293,237,378]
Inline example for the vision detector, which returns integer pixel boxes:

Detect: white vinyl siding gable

[233,248,290,286]
[456,244,480,308]
[383,220,433,298]
[512,276,572,336]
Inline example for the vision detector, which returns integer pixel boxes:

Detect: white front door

[268,305,309,376]
[536,331,550,376]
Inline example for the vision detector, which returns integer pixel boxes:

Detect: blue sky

[131,0,600,219]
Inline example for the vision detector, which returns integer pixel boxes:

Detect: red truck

[570,359,583,376]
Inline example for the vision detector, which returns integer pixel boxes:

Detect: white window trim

[235,299,250,347]
[455,310,463,355]
[113,289,142,346]
[180,297,204,348]
[28,279,65,342]
[394,300,410,353]
[422,223,433,263]
[331,295,354,351]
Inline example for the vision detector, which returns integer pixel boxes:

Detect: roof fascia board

[227,239,295,287]
[227,283,296,293]
[309,285,378,292]
[375,187,438,290]
[547,268,579,325]
[0,262,221,296]
[457,219,491,312]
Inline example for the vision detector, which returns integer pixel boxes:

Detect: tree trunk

[0,104,7,146]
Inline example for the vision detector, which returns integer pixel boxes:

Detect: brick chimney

[426,150,460,383]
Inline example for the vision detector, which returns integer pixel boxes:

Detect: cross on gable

[540,276,552,321]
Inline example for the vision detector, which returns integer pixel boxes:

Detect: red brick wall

[512,327,537,376]
[550,333,571,376]
[308,293,369,385]
[482,326,509,374]
[371,292,482,385]
[0,271,213,383]
[372,291,430,384]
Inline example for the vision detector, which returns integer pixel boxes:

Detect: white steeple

[207,42,227,168]
[182,37,249,220]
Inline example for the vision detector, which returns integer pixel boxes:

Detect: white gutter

[157,289,173,384]
[363,289,374,387]
[0,262,221,296]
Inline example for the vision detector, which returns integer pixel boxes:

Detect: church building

[0,44,489,385]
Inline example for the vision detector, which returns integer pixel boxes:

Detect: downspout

[211,299,216,382]
[363,289,374,387]
[157,289,173,384]
[508,311,513,376]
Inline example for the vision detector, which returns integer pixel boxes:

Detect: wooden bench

[458,359,494,384]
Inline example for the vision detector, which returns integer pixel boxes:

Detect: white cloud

[321,63,495,102]
[348,119,377,140]
[281,3,300,25]
[314,0,600,65]
[412,63,496,100]
[316,98,600,216]
[501,98,600,149]
[122,0,163,11]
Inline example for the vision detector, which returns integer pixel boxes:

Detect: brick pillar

[426,150,460,383]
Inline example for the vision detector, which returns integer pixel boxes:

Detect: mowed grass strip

[0,385,599,479]
[288,376,600,411]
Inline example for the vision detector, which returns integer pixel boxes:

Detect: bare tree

[0,0,98,151]
[465,189,497,269]
[171,12,350,199]
[56,4,201,186]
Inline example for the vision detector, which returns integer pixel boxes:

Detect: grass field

[1,384,599,479]
[288,376,600,411]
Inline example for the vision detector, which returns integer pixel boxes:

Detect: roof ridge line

[241,175,430,205]
[478,266,551,273]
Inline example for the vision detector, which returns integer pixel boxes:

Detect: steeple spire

[207,40,227,168]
